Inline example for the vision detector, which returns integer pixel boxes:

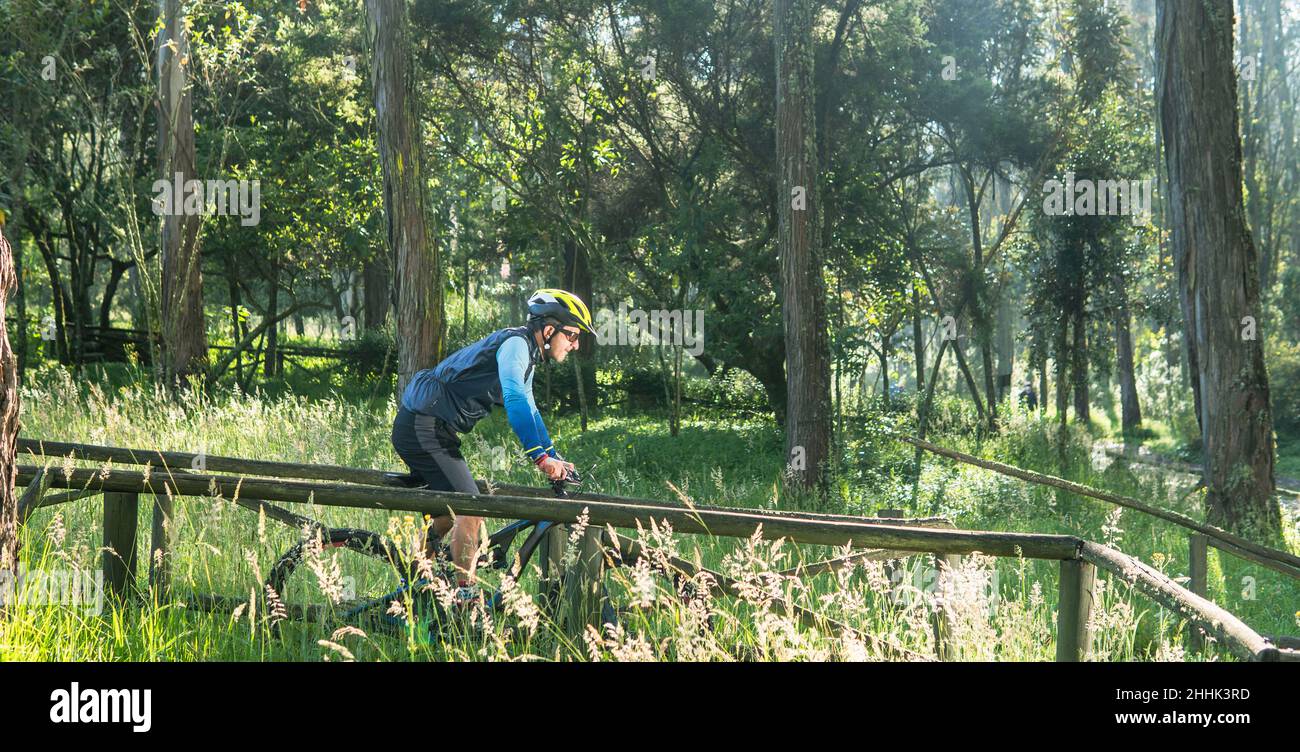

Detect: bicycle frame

[338,470,582,624]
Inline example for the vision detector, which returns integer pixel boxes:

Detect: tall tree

[367,0,442,392]
[0,218,19,577]
[1157,0,1280,538]
[775,0,831,496]
[157,0,208,385]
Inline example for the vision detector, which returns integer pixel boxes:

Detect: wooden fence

[894,433,1300,653]
[13,437,1300,662]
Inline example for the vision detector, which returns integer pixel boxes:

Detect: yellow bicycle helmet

[527,288,595,335]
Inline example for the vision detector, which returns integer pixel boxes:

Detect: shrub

[1269,341,1300,438]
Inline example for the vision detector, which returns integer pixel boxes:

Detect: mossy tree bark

[1157,0,1280,539]
[0,223,19,577]
[775,0,832,499]
[157,0,208,386]
[366,0,444,394]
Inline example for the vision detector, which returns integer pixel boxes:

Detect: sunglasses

[556,327,581,343]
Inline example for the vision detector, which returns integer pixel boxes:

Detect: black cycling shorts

[391,406,479,499]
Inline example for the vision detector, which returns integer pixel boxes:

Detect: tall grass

[5,367,1286,661]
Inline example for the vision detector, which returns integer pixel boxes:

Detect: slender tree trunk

[775,0,832,497]
[1055,325,1069,427]
[227,260,243,383]
[1038,356,1047,415]
[1113,273,1142,435]
[912,281,925,394]
[460,215,469,341]
[157,0,208,386]
[99,260,130,331]
[11,210,26,380]
[0,223,20,576]
[961,170,998,431]
[995,284,1014,403]
[953,322,988,423]
[835,273,844,440]
[363,252,391,332]
[1072,307,1090,424]
[367,0,443,394]
[563,232,595,426]
[1157,0,1279,538]
[879,339,890,409]
[264,263,279,378]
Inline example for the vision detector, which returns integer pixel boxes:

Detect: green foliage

[1269,341,1300,438]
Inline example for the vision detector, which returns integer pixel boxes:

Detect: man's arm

[497,336,554,462]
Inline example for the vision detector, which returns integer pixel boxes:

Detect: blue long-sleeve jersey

[495,335,554,461]
[400,326,557,462]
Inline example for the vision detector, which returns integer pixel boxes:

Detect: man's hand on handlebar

[534,454,575,481]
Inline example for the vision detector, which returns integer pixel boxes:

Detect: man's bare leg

[422,515,454,559]
[450,515,484,586]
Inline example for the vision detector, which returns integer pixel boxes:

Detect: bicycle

[265,465,628,639]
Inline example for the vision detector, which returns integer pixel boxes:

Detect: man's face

[547,324,582,362]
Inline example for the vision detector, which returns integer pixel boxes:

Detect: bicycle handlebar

[550,466,582,496]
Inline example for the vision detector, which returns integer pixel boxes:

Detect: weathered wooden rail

[895,432,1300,653]
[14,437,1300,662]
[18,438,956,528]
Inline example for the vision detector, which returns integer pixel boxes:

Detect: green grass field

[5,364,1297,661]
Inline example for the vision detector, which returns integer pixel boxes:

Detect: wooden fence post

[931,552,961,660]
[562,525,608,633]
[1188,533,1208,653]
[149,494,173,596]
[878,508,904,604]
[102,492,139,601]
[538,522,567,613]
[1056,559,1096,661]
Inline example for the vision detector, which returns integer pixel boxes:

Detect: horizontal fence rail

[16,464,1082,558]
[16,438,956,529]
[893,433,1300,579]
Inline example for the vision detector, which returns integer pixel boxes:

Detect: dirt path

[1095,441,1300,518]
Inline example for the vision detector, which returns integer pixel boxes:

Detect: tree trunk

[1113,274,1142,435]
[961,169,998,431]
[367,0,443,395]
[775,0,832,497]
[363,252,391,332]
[11,210,26,380]
[264,263,279,378]
[995,284,1014,403]
[461,255,469,341]
[912,281,925,394]
[1072,308,1090,424]
[1157,0,1279,539]
[879,338,890,409]
[99,260,131,331]
[227,259,243,383]
[157,0,208,386]
[563,232,596,426]
[1038,357,1047,415]
[1055,326,1070,427]
[0,224,20,576]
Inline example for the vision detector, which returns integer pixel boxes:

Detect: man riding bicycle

[390,288,594,608]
